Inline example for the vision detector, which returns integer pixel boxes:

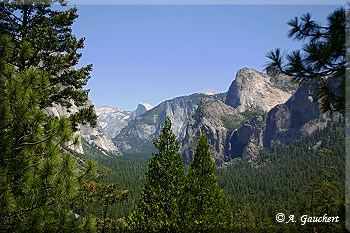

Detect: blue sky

[67,4,345,111]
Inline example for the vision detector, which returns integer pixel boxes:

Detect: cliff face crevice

[181,97,243,166]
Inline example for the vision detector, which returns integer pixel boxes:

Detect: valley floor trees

[126,119,233,232]
[126,117,185,232]
[182,132,233,232]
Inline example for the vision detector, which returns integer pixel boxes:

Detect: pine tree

[307,148,344,232]
[126,117,185,232]
[0,2,127,231]
[0,0,97,129]
[182,132,233,232]
[0,39,98,231]
[265,7,346,113]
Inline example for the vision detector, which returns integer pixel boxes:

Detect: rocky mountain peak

[134,103,153,118]
[198,90,217,96]
[96,103,153,139]
[225,67,293,112]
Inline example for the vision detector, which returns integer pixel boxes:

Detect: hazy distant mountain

[112,91,225,154]
[96,103,153,139]
[96,106,132,139]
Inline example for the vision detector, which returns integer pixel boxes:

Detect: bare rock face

[45,99,121,156]
[181,97,244,166]
[96,106,132,139]
[228,81,342,161]
[96,103,152,139]
[130,103,153,121]
[225,68,293,112]
[112,93,219,154]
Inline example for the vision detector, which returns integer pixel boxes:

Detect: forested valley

[76,118,346,232]
[0,1,347,232]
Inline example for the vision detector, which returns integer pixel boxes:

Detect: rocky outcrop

[228,81,342,161]
[181,69,296,166]
[45,99,121,156]
[182,97,244,166]
[225,68,293,112]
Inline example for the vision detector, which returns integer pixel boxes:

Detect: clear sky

[66,3,345,111]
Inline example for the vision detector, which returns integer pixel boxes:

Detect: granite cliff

[228,80,343,162]
[113,91,224,154]
[45,98,120,156]
[181,68,297,165]
[225,67,294,112]
[96,103,152,139]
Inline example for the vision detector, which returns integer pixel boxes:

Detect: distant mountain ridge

[93,67,342,167]
[107,68,297,163]
[112,91,225,154]
[96,103,153,139]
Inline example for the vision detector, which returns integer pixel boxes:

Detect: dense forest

[77,118,346,232]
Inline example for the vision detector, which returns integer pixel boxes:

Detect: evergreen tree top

[189,131,215,176]
[0,0,97,128]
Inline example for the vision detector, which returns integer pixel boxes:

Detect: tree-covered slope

[216,119,345,232]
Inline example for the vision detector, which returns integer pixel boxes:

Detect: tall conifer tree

[0,0,97,128]
[0,36,98,231]
[0,1,127,231]
[183,132,233,232]
[127,117,185,232]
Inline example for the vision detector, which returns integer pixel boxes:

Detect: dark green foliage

[221,114,243,131]
[240,109,263,121]
[82,183,130,232]
[221,109,263,131]
[306,148,344,232]
[266,7,346,113]
[79,119,345,232]
[126,117,185,232]
[0,0,97,129]
[80,140,149,220]
[234,203,256,232]
[216,119,345,232]
[182,132,233,232]
[0,54,98,231]
[0,2,130,231]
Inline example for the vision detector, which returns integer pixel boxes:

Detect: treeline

[80,119,346,232]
